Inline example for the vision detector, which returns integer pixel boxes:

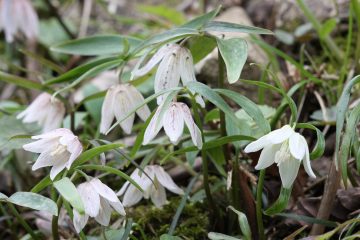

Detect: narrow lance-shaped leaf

[336,75,360,169]
[8,192,58,216]
[228,206,252,240]
[264,187,292,215]
[215,88,270,134]
[51,35,141,56]
[182,6,221,29]
[204,21,273,34]
[53,177,84,214]
[295,123,325,160]
[339,104,360,187]
[217,38,248,84]
[185,81,241,129]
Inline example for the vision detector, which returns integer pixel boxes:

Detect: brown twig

[310,160,341,235]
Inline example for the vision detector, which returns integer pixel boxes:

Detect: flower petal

[90,178,119,202]
[49,152,70,180]
[254,144,279,170]
[23,138,57,153]
[94,197,112,226]
[244,135,270,153]
[289,132,306,160]
[127,84,151,121]
[131,44,175,79]
[279,158,301,189]
[122,184,143,207]
[31,151,54,170]
[73,210,89,233]
[143,105,163,145]
[154,48,181,105]
[163,103,184,144]
[180,103,203,149]
[300,135,316,178]
[267,125,294,144]
[113,88,135,135]
[108,200,126,216]
[154,165,184,195]
[117,181,130,196]
[100,87,116,134]
[150,182,167,208]
[77,182,100,217]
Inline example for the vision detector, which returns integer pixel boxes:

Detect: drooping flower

[100,83,151,135]
[118,165,184,208]
[23,128,82,180]
[244,125,316,188]
[17,93,65,132]
[131,43,205,107]
[0,0,39,43]
[73,178,126,233]
[143,101,202,149]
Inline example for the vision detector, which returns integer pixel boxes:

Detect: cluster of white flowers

[19,37,316,235]
[0,0,39,42]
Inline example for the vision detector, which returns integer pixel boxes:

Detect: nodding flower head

[23,128,82,180]
[131,43,205,107]
[244,125,316,188]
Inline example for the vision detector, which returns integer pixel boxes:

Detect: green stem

[218,50,231,163]
[52,197,63,240]
[189,93,216,214]
[256,169,265,240]
[7,203,40,240]
[296,0,343,63]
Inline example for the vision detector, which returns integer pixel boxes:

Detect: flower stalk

[7,203,40,240]
[256,169,266,240]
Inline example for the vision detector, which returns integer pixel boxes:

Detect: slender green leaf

[185,81,241,129]
[276,213,337,227]
[228,206,251,240]
[8,192,58,216]
[217,38,248,84]
[0,71,49,92]
[208,232,240,240]
[53,177,84,214]
[339,104,360,186]
[182,6,221,29]
[265,187,292,215]
[77,165,143,193]
[215,89,270,134]
[19,49,64,73]
[52,59,123,97]
[31,176,52,193]
[121,218,133,240]
[46,57,120,85]
[73,143,122,167]
[51,35,141,56]
[295,123,325,160]
[336,75,360,169]
[204,21,273,34]
[168,176,198,235]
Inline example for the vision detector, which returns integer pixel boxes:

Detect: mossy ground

[129,197,209,239]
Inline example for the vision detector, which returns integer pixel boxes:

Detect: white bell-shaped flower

[100,84,151,135]
[73,178,126,233]
[118,165,184,208]
[244,125,316,188]
[0,0,39,42]
[17,93,65,132]
[23,128,82,180]
[143,101,202,149]
[131,43,205,107]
